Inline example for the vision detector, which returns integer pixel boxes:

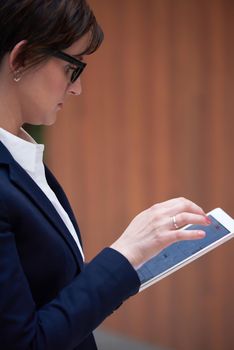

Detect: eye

[64,65,77,82]
[65,65,76,74]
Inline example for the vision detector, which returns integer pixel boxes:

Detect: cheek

[37,63,67,95]
[24,61,67,99]
[17,63,68,123]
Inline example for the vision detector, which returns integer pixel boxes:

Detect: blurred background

[40,0,234,349]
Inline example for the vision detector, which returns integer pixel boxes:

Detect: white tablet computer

[138,208,234,292]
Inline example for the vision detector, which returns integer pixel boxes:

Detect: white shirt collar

[0,127,45,174]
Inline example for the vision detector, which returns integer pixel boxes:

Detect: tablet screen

[138,215,230,285]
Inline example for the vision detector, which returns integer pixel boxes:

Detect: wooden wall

[45,1,234,349]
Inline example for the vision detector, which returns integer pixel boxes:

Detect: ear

[9,40,28,72]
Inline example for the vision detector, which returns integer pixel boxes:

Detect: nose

[67,77,82,96]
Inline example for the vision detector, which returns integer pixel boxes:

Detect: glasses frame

[48,50,87,83]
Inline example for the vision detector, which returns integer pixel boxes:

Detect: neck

[0,81,23,136]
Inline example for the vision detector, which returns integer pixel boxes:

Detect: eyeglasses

[48,50,87,83]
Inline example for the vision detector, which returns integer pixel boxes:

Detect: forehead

[64,32,92,57]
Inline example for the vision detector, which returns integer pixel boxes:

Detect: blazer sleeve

[0,196,140,350]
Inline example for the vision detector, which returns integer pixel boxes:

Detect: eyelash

[65,65,75,73]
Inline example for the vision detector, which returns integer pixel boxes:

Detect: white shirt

[0,127,84,260]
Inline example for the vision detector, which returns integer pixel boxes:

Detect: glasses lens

[47,49,86,83]
[71,67,84,83]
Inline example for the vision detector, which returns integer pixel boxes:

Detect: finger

[164,229,206,244]
[171,213,211,229]
[170,197,205,216]
[151,197,205,217]
[152,212,210,232]
[173,229,206,241]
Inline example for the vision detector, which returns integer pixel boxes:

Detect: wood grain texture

[45,1,234,349]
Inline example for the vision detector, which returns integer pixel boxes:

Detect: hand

[110,197,210,269]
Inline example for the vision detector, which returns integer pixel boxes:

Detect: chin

[42,112,58,126]
[25,108,58,127]
[45,119,57,126]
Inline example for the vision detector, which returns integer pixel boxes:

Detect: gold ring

[172,215,179,229]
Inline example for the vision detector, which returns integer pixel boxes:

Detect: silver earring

[13,70,22,82]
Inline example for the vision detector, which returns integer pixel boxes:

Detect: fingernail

[198,231,206,237]
[205,216,212,225]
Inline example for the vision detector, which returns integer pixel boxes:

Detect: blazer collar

[0,141,84,268]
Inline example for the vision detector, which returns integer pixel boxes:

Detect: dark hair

[0,0,103,68]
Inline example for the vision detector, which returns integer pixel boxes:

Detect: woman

[0,1,210,349]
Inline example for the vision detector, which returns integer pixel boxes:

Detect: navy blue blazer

[0,141,140,350]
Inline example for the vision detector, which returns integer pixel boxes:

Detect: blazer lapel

[0,142,84,268]
[44,165,83,247]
